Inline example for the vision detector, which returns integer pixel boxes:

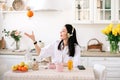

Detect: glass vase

[15,41,20,50]
[110,41,119,53]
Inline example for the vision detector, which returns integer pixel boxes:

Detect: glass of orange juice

[67,58,73,71]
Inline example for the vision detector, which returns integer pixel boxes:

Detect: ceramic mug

[48,63,56,69]
[55,63,63,72]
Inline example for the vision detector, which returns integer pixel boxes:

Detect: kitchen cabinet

[94,0,114,24]
[0,55,25,70]
[81,57,120,80]
[74,0,120,24]
[0,54,38,70]
[74,0,94,24]
[115,0,120,23]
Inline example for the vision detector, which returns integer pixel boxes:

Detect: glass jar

[24,51,32,69]
[67,57,73,71]
[32,58,39,70]
[110,41,119,53]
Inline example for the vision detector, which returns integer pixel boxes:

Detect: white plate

[12,0,25,11]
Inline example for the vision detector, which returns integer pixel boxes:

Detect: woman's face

[60,26,68,40]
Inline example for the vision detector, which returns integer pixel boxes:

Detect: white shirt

[38,40,81,67]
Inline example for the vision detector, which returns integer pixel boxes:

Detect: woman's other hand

[24,31,36,41]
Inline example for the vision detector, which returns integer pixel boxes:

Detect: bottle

[1,37,6,49]
[32,58,39,70]
[67,57,73,71]
[24,50,32,69]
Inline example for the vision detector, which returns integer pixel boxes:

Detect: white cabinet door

[94,0,115,24]
[79,57,88,66]
[115,0,120,23]
[105,58,120,80]
[74,0,119,24]
[87,57,120,80]
[87,57,106,66]
[0,55,25,70]
[74,0,94,24]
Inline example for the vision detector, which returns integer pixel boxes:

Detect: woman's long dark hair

[58,24,78,57]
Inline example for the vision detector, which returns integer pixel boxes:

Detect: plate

[12,70,28,73]
[12,0,25,11]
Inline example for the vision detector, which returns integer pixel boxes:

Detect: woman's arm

[24,31,41,55]
[73,45,81,67]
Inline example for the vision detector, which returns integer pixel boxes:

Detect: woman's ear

[67,33,70,38]
[67,33,73,38]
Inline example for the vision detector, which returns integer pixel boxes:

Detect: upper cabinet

[74,0,120,24]
[115,0,120,23]
[75,0,94,24]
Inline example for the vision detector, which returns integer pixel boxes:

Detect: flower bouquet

[2,29,22,50]
[102,23,120,53]
[10,30,21,50]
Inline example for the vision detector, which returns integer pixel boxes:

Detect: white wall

[0,0,109,51]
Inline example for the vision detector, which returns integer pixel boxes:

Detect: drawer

[106,78,120,80]
[106,71,120,78]
[107,67,120,71]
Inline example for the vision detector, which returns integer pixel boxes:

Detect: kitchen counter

[81,51,120,57]
[0,49,120,57]
[0,49,37,56]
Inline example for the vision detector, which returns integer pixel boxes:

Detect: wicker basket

[87,38,103,51]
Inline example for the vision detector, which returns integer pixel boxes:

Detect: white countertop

[0,49,37,56]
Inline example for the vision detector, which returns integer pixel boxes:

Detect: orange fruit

[27,10,34,18]
[21,66,28,72]
[18,66,22,71]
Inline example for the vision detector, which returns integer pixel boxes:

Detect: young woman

[24,24,81,67]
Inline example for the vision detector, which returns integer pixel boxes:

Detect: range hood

[26,0,72,11]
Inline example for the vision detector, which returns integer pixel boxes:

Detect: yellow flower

[109,23,113,28]
[101,29,106,34]
[102,23,120,53]
[112,28,117,36]
[101,23,120,42]
[116,24,120,35]
[102,24,113,35]
[117,28,120,35]
[116,24,120,28]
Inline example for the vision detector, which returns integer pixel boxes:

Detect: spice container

[32,58,39,70]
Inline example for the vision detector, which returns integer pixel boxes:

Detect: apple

[11,65,17,71]
[15,64,19,70]
[19,62,25,67]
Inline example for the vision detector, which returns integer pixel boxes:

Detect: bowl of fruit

[11,62,29,72]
